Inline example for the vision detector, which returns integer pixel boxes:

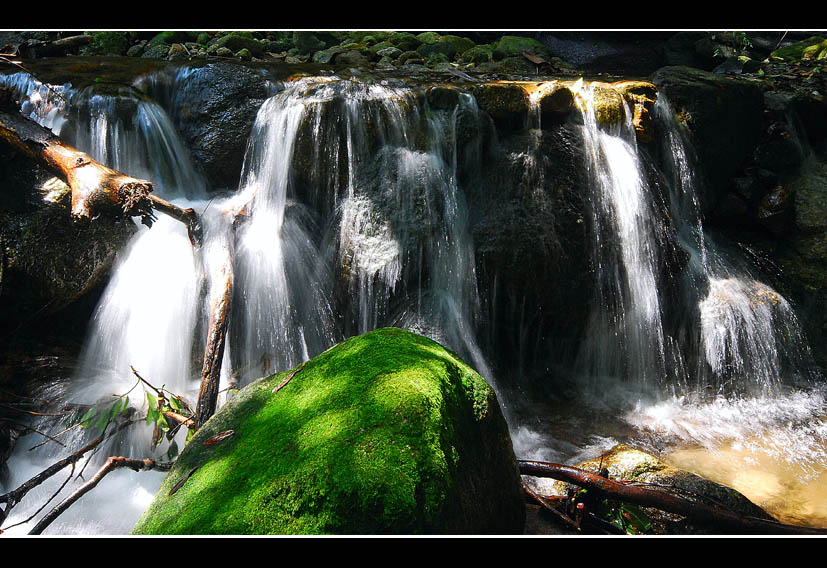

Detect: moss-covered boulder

[131,328,524,535]
[587,84,627,126]
[80,31,130,56]
[771,36,827,61]
[471,83,529,130]
[493,36,551,60]
[415,34,476,61]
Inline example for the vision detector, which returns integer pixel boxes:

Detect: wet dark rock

[0,146,135,338]
[470,83,529,130]
[426,86,460,110]
[164,62,273,191]
[333,50,371,67]
[755,185,795,237]
[469,125,591,386]
[538,31,671,76]
[652,66,765,216]
[537,84,574,123]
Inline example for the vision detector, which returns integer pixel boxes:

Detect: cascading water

[0,70,501,533]
[573,83,677,393]
[564,82,826,526]
[2,67,826,532]
[0,71,216,533]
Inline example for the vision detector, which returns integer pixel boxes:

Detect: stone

[613,80,658,142]
[131,328,524,535]
[493,36,551,60]
[80,31,130,56]
[523,444,775,534]
[165,62,272,190]
[589,84,626,126]
[652,66,764,214]
[471,83,530,130]
[208,32,264,57]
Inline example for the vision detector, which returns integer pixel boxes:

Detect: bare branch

[519,459,827,535]
[28,456,172,535]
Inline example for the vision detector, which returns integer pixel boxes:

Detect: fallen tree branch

[195,236,234,429]
[0,101,202,246]
[0,419,137,525]
[519,459,827,535]
[522,481,581,532]
[28,456,173,535]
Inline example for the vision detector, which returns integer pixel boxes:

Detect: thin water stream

[1,69,825,533]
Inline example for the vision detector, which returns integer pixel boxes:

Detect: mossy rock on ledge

[131,327,524,535]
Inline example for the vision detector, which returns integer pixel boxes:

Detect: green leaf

[79,407,97,427]
[620,504,651,534]
[146,391,158,410]
[108,399,122,420]
[157,413,169,432]
[94,412,109,434]
[168,395,183,411]
[146,405,160,425]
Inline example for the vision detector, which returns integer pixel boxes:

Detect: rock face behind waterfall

[131,328,524,535]
[0,131,135,337]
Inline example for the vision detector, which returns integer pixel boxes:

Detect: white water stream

[1,70,825,533]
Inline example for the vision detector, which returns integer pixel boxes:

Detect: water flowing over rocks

[2,31,827,534]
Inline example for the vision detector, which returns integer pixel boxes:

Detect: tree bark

[0,104,202,246]
[195,237,234,429]
[519,459,827,535]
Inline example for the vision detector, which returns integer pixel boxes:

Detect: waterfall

[0,71,502,533]
[574,83,675,392]
[2,68,825,532]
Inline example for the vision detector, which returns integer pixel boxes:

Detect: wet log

[519,459,827,535]
[0,104,202,246]
[195,237,234,429]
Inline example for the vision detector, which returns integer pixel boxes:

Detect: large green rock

[131,327,524,535]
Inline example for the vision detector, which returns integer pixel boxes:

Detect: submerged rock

[131,327,524,535]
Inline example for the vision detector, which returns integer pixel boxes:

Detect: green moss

[131,328,521,535]
[771,36,827,61]
[81,32,130,56]
[493,35,550,60]
[590,85,626,125]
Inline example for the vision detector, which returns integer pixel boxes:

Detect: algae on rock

[131,327,524,535]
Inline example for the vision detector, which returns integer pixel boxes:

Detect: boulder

[652,66,765,215]
[470,83,529,130]
[164,63,272,191]
[131,328,524,535]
